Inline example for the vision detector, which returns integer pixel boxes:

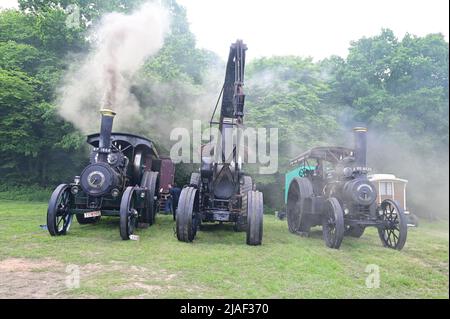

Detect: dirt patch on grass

[0,258,189,298]
[93,261,185,298]
[0,258,66,298]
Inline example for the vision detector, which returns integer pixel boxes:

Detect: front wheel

[378,199,407,250]
[246,191,264,245]
[47,184,73,236]
[322,197,344,249]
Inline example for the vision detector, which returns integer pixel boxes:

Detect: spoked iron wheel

[120,186,139,240]
[378,199,407,250]
[322,197,344,249]
[47,184,73,236]
[286,177,313,234]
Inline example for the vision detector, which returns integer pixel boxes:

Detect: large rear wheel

[234,176,253,232]
[119,186,139,240]
[287,177,313,234]
[322,197,345,249]
[140,171,159,225]
[47,184,73,236]
[176,187,199,242]
[246,190,264,246]
[378,199,407,250]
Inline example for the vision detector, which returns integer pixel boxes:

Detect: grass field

[0,200,448,298]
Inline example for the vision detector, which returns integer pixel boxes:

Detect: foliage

[0,184,52,201]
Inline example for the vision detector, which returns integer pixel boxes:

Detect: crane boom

[220,40,247,123]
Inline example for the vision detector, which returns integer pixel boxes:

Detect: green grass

[0,200,448,298]
[0,185,52,202]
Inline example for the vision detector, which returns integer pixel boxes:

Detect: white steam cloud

[57,2,171,132]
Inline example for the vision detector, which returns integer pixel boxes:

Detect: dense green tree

[326,29,448,142]
[18,0,144,27]
[321,29,449,218]
[243,56,343,208]
[0,7,86,185]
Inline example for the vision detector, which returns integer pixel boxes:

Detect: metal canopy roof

[87,132,158,157]
[290,146,354,166]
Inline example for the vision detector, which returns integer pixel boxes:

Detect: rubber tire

[234,176,253,232]
[76,214,100,224]
[322,197,345,249]
[119,186,137,240]
[176,187,198,242]
[140,171,159,225]
[190,172,200,187]
[345,225,365,238]
[378,199,408,250]
[287,177,313,234]
[47,184,73,236]
[246,190,264,246]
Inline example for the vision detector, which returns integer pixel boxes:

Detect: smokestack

[353,127,367,167]
[98,108,116,162]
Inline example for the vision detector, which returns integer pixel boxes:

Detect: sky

[1,0,448,60]
[177,0,449,60]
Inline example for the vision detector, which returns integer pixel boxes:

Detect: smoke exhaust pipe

[353,127,367,168]
[98,108,116,162]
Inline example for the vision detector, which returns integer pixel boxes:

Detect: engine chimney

[98,109,116,162]
[353,127,367,168]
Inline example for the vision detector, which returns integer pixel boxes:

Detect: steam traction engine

[176,40,264,245]
[285,127,408,250]
[47,109,169,240]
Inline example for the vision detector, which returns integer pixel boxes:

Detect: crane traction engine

[175,40,264,245]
